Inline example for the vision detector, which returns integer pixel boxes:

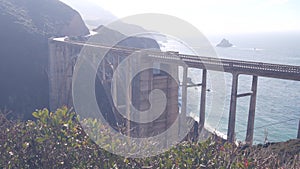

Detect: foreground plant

[0,107,299,168]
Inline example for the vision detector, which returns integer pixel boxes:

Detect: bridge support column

[126,58,132,138]
[297,120,300,139]
[179,67,188,137]
[182,67,188,116]
[199,69,207,133]
[112,56,118,107]
[102,60,105,80]
[245,76,258,145]
[228,73,239,143]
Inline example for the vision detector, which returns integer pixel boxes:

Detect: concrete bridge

[49,38,300,145]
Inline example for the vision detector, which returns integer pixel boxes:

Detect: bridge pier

[178,66,188,138]
[182,67,188,116]
[199,69,207,133]
[112,56,118,107]
[297,120,300,139]
[228,73,239,143]
[246,76,258,145]
[126,58,132,138]
[227,74,259,144]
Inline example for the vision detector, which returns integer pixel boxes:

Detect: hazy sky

[66,0,300,34]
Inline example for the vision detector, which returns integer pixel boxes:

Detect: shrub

[0,107,299,168]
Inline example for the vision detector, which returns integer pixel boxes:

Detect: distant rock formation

[0,0,89,119]
[92,25,160,49]
[216,39,233,48]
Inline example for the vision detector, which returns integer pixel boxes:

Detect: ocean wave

[238,47,264,51]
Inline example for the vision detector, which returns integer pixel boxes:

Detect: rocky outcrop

[92,25,160,49]
[0,0,89,119]
[216,38,233,48]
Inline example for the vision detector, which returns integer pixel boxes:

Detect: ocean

[159,31,300,144]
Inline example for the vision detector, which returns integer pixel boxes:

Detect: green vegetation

[0,107,299,168]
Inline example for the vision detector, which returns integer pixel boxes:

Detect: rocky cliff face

[0,0,89,36]
[0,0,89,119]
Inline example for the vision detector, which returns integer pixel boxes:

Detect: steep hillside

[59,0,117,25]
[0,0,89,119]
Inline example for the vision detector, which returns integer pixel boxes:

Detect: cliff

[59,0,117,27]
[0,0,89,119]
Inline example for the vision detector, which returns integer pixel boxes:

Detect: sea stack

[216,38,233,48]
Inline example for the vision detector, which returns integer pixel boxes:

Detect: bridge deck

[64,39,300,81]
[149,52,300,81]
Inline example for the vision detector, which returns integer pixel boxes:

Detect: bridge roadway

[65,39,300,81]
